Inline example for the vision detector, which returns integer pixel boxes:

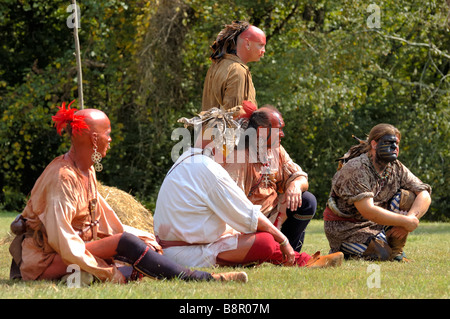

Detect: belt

[323,206,359,223]
[156,236,207,249]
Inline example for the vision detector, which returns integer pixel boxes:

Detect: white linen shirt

[154,148,260,245]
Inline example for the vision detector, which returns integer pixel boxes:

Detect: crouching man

[324,123,431,261]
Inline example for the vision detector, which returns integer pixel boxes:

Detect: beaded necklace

[254,148,278,191]
[367,153,392,197]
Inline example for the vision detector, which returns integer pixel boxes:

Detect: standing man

[202,20,266,112]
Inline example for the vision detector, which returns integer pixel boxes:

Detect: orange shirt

[223,146,308,223]
[19,155,124,281]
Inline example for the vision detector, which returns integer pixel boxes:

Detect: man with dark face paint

[375,134,399,164]
[323,124,432,261]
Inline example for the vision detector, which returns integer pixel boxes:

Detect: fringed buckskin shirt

[223,146,308,223]
[202,54,257,111]
[19,155,124,281]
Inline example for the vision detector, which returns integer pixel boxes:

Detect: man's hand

[139,235,164,255]
[402,214,419,233]
[280,241,296,266]
[284,179,304,211]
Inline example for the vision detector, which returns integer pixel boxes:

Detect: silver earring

[91,144,103,172]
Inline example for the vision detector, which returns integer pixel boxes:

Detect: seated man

[223,105,317,253]
[9,101,247,284]
[154,107,343,269]
[323,123,432,261]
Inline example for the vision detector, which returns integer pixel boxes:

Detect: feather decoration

[51,100,88,136]
[240,100,257,119]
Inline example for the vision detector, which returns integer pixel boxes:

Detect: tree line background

[1,0,448,220]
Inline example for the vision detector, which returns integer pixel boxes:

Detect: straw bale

[98,183,154,234]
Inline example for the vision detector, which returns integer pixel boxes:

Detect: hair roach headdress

[51,100,89,136]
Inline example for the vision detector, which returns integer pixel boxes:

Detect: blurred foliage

[1,0,448,220]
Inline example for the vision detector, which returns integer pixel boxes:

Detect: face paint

[376,134,399,163]
[239,26,266,45]
[239,26,266,63]
[261,110,285,149]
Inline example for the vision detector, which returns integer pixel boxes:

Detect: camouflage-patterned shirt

[330,153,431,220]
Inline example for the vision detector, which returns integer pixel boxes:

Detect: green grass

[0,211,449,299]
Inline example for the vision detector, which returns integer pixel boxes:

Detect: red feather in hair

[51,100,88,136]
[239,100,257,119]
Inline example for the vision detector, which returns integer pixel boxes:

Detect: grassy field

[0,211,449,301]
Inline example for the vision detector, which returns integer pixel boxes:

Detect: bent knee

[254,232,278,256]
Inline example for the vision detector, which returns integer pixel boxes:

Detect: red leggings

[217,232,311,267]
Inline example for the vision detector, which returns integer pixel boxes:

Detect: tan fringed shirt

[202,54,257,111]
[18,155,124,281]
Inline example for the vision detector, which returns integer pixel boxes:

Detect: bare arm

[409,190,431,219]
[284,176,309,211]
[354,197,419,232]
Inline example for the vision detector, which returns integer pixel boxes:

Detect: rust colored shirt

[202,54,257,111]
[223,146,308,222]
[19,155,124,281]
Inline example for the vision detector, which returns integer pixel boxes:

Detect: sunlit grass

[0,212,448,299]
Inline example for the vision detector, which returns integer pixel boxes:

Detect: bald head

[239,25,266,44]
[70,108,112,163]
[236,25,266,64]
[75,108,110,135]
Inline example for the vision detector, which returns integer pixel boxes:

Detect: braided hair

[210,20,250,60]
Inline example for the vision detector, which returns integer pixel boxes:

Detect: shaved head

[239,25,266,45]
[236,25,266,64]
[75,109,110,134]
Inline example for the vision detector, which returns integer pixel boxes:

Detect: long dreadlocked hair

[210,20,250,61]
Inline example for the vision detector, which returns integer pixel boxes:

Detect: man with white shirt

[154,108,343,269]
